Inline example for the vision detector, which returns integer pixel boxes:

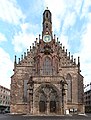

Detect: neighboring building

[0,85,10,112]
[10,9,84,115]
[84,83,91,112]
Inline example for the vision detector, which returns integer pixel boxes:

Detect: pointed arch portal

[39,93,46,113]
[34,84,60,114]
[50,101,56,112]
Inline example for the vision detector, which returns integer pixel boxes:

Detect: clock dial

[43,35,51,43]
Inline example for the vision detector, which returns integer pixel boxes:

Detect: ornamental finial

[46,7,48,10]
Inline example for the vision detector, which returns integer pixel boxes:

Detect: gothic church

[10,9,84,115]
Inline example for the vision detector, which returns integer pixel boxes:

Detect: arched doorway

[39,93,46,113]
[34,84,60,115]
[50,91,57,113]
[39,101,46,112]
[50,101,56,112]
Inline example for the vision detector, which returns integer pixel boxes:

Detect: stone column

[46,97,50,115]
[29,91,33,114]
[63,83,68,114]
[27,76,34,114]
[60,80,67,115]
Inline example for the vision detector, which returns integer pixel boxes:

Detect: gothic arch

[66,73,72,102]
[46,12,48,18]
[39,92,47,112]
[34,83,60,96]
[35,55,42,75]
[54,57,58,73]
[42,55,52,61]
[34,83,60,114]
[42,56,53,75]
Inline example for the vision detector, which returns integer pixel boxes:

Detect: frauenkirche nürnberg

[10,9,85,115]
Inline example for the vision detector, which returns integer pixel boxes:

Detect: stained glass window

[24,80,28,102]
[43,57,52,75]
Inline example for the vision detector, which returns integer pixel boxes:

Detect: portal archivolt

[34,84,60,114]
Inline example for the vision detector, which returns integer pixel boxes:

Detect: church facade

[10,9,84,115]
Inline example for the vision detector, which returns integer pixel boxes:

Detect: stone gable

[10,9,84,115]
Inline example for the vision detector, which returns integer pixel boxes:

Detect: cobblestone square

[0,114,91,120]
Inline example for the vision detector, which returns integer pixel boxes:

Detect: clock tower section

[35,8,59,76]
[42,8,52,41]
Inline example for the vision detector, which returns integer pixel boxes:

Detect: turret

[14,55,17,68]
[42,8,52,36]
[78,56,81,73]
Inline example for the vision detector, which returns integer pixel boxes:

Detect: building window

[24,80,28,102]
[37,58,40,75]
[3,96,5,99]
[66,74,72,102]
[42,57,52,75]
[46,12,48,18]
[46,23,48,28]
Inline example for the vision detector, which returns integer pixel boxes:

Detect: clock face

[43,35,51,43]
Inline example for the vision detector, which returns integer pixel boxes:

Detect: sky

[0,0,91,89]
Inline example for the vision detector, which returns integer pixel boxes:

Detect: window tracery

[42,57,52,75]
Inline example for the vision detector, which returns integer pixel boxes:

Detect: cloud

[0,33,7,43]
[0,0,91,88]
[44,0,66,33]
[12,31,36,53]
[44,0,91,85]
[74,0,91,85]
[81,0,91,18]
[59,34,69,50]
[44,0,83,33]
[43,0,83,51]
[73,18,91,85]
[79,23,91,85]
[12,20,41,53]
[0,48,13,89]
[0,0,25,25]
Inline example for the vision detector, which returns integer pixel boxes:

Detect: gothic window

[39,101,46,112]
[66,74,72,102]
[39,93,46,101]
[24,80,28,102]
[46,12,48,18]
[43,57,52,75]
[37,58,40,75]
[55,58,58,74]
[50,91,57,112]
[46,23,48,28]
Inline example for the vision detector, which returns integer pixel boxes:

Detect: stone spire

[42,8,52,36]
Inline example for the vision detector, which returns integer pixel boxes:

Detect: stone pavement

[0,113,91,120]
